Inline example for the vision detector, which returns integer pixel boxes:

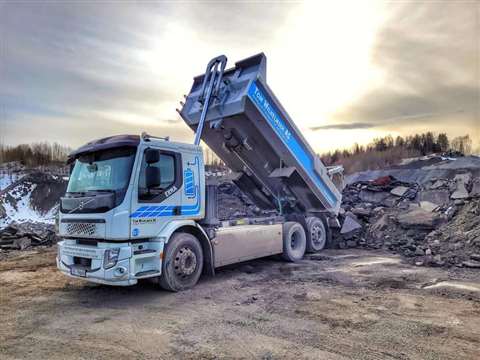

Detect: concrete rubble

[335,171,480,268]
[0,222,57,251]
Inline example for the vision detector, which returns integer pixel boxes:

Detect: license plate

[70,267,87,277]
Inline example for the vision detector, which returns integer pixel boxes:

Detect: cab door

[129,146,183,239]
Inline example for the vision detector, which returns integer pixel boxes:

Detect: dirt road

[1,248,479,360]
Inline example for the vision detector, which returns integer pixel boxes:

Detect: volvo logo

[69,198,95,213]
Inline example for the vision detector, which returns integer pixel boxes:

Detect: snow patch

[1,181,56,228]
[0,173,24,191]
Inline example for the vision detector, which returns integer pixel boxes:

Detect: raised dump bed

[180,53,342,216]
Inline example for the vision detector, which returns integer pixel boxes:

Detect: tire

[281,222,306,262]
[305,216,327,252]
[159,232,203,292]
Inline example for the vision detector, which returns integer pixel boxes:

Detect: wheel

[305,216,327,252]
[159,232,203,292]
[281,222,306,262]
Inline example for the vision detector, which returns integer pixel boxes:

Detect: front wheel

[159,232,203,292]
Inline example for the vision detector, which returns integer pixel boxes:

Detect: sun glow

[133,1,389,152]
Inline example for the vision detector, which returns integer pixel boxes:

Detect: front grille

[66,222,97,236]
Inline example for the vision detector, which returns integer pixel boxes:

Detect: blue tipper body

[180,53,342,215]
[247,81,336,206]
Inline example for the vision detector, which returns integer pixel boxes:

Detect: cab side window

[138,150,181,202]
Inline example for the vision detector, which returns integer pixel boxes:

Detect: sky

[0,0,479,153]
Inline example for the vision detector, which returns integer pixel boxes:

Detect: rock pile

[0,222,57,251]
[335,173,480,268]
[216,182,263,220]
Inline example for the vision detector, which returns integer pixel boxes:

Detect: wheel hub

[311,224,324,245]
[174,247,197,276]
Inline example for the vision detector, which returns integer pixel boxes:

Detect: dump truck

[56,53,343,291]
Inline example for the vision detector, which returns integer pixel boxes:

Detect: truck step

[133,249,160,260]
[133,249,156,255]
[135,270,160,278]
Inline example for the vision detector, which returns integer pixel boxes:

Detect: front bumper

[57,240,164,286]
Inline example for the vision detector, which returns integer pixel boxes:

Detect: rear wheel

[281,222,306,262]
[159,232,203,292]
[305,216,327,252]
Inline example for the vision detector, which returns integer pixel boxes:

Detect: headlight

[103,248,120,269]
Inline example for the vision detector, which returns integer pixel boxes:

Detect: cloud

[1,1,478,151]
[0,1,296,147]
[310,122,375,130]
[317,2,479,140]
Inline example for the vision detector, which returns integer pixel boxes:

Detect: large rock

[340,215,362,235]
[454,172,472,185]
[417,190,450,206]
[351,207,372,217]
[396,208,443,229]
[359,190,390,204]
[420,201,439,212]
[390,186,409,197]
[429,180,446,189]
[451,182,469,200]
[470,180,480,198]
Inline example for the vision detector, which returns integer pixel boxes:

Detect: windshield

[67,147,136,194]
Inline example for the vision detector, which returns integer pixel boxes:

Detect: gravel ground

[1,248,480,359]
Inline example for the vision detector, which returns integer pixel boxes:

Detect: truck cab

[57,134,210,288]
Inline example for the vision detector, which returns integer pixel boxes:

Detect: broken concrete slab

[396,208,443,230]
[417,190,450,206]
[340,215,362,235]
[390,186,409,197]
[451,182,469,200]
[454,172,472,185]
[420,201,439,212]
[381,196,398,208]
[352,207,372,217]
[429,180,446,189]
[470,180,480,198]
[359,190,390,204]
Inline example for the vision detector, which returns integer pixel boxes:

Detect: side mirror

[146,166,160,189]
[145,149,159,164]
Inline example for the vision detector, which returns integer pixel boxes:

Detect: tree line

[0,132,474,171]
[322,132,472,166]
[0,142,71,167]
